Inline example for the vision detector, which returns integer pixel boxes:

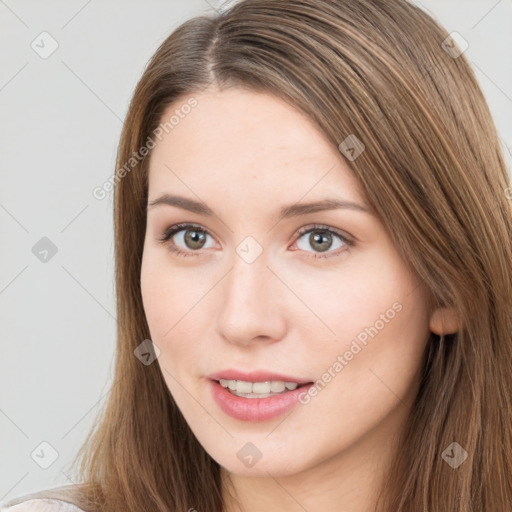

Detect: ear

[429,306,459,335]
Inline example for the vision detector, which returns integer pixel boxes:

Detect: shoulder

[0,486,87,512]
[0,498,85,512]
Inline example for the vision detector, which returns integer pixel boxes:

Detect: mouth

[214,378,313,399]
[208,376,315,422]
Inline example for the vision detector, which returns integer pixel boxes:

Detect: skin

[140,85,458,512]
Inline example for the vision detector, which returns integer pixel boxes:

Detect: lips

[207,368,315,422]
[209,379,314,421]
[207,369,312,384]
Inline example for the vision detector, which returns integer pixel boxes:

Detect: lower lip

[209,380,313,422]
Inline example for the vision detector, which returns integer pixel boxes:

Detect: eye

[292,224,353,259]
[158,223,215,257]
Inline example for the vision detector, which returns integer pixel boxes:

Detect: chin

[209,443,314,478]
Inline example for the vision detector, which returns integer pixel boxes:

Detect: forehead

[147,87,366,208]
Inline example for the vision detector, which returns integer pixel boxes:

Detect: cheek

[299,271,429,449]
[141,249,179,344]
[140,248,211,363]
[282,249,419,346]
[141,248,183,327]
[140,251,210,423]
[292,248,431,401]
[312,265,430,413]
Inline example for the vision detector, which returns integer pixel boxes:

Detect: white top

[0,498,86,512]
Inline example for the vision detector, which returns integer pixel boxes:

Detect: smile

[210,379,314,422]
[218,378,307,398]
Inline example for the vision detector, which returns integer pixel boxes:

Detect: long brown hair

[65,1,512,510]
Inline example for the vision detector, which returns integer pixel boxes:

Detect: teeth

[236,381,253,393]
[270,381,286,393]
[218,379,301,396]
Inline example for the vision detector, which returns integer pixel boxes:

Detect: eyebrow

[147,194,370,219]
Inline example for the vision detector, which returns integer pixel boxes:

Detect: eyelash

[157,222,354,260]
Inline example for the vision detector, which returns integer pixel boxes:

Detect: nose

[214,249,287,348]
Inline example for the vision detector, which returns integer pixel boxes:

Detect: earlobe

[429,306,459,335]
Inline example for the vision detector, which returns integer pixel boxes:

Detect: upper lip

[208,369,313,384]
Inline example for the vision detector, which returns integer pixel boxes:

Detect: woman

[3,0,511,510]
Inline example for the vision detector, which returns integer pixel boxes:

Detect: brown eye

[159,223,215,256]
[294,225,353,259]
[182,229,207,250]
[307,231,333,252]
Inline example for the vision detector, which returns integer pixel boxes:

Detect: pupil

[311,232,331,252]
[185,230,205,249]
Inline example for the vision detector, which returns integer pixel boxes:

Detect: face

[140,85,434,478]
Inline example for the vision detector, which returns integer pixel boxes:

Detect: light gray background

[1,0,511,503]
